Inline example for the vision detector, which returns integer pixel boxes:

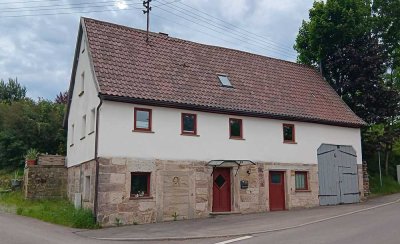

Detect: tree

[0,78,26,103]
[295,0,400,176]
[373,0,400,87]
[0,98,66,168]
[55,91,68,104]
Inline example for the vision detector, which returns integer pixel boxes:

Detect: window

[79,72,85,96]
[283,123,295,143]
[181,113,197,135]
[134,108,152,131]
[229,118,243,139]
[83,175,90,201]
[271,173,282,184]
[89,108,95,134]
[295,171,308,190]
[70,124,75,146]
[81,115,86,139]
[131,172,150,197]
[218,74,232,87]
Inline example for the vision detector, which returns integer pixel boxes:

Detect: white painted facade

[66,26,362,168]
[95,101,362,165]
[66,32,100,167]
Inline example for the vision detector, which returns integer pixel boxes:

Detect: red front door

[269,171,286,211]
[212,168,231,212]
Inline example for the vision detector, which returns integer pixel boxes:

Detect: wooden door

[212,168,231,212]
[318,144,359,205]
[269,171,285,211]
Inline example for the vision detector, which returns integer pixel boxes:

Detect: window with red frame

[295,171,308,190]
[181,113,197,135]
[131,172,150,197]
[134,108,152,131]
[229,118,243,139]
[283,123,295,143]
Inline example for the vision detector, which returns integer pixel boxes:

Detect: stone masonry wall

[24,165,67,199]
[37,154,65,166]
[67,160,96,210]
[91,157,323,227]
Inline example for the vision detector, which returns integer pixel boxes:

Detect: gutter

[93,94,103,222]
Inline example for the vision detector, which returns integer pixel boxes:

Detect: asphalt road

[0,199,399,244]
[232,201,400,244]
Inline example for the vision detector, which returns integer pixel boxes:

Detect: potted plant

[25,148,39,166]
[11,170,22,189]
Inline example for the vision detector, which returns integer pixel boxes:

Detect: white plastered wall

[98,101,362,165]
[66,32,100,167]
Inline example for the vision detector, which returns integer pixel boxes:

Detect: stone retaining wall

[37,154,65,166]
[24,157,67,199]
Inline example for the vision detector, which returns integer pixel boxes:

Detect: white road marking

[215,235,253,244]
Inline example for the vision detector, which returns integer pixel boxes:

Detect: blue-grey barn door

[317,144,360,205]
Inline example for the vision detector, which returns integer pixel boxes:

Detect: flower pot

[26,159,36,166]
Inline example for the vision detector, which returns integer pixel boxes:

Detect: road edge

[77,198,400,242]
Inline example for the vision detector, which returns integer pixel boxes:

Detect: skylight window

[218,75,232,87]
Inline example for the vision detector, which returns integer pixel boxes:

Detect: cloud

[0,0,313,100]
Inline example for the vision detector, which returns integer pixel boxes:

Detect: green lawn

[0,191,98,229]
[369,175,400,196]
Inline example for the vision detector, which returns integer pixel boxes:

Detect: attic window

[218,74,232,87]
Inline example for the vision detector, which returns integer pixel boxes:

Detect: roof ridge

[81,16,316,72]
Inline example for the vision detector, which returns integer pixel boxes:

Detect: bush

[370,174,400,195]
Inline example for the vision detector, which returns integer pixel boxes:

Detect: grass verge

[370,175,400,196]
[0,191,99,229]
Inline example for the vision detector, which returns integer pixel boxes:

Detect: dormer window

[218,74,232,87]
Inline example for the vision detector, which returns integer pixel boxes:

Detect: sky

[0,0,315,100]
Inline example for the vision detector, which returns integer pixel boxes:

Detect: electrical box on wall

[240,180,249,189]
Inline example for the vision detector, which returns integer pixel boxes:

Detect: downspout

[93,94,103,222]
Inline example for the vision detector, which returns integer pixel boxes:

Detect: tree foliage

[0,78,26,104]
[295,0,400,176]
[55,91,68,104]
[0,78,66,168]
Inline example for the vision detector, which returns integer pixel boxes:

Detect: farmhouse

[65,17,366,226]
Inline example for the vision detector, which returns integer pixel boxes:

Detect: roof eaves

[101,94,366,128]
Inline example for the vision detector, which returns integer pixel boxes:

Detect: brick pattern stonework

[37,155,65,166]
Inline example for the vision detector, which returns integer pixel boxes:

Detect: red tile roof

[82,18,365,127]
